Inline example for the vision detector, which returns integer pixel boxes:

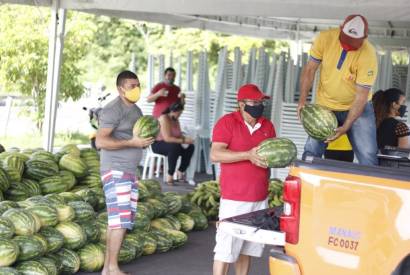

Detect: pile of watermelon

[0,144,209,274]
[188,179,284,220]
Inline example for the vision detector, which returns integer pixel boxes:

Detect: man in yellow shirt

[298,14,378,165]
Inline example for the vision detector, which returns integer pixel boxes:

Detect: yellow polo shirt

[310,28,378,111]
[327,134,352,151]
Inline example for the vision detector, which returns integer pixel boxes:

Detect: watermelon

[256,138,297,168]
[0,267,19,275]
[3,155,25,182]
[131,211,151,232]
[27,204,58,227]
[54,203,75,222]
[20,179,41,196]
[4,182,30,201]
[124,234,144,258]
[39,227,64,253]
[80,148,99,159]
[118,241,136,263]
[147,198,167,218]
[301,104,338,141]
[13,235,44,260]
[164,215,182,230]
[67,200,95,222]
[75,188,98,209]
[59,144,81,157]
[39,175,67,194]
[59,154,87,178]
[141,232,157,255]
[162,193,182,214]
[29,211,42,232]
[163,229,188,248]
[80,220,100,243]
[44,254,63,274]
[2,208,36,235]
[133,115,160,139]
[44,193,65,204]
[138,181,151,200]
[32,234,48,256]
[151,228,172,253]
[24,159,59,180]
[56,248,80,274]
[78,243,104,272]
[37,257,58,275]
[16,260,48,275]
[151,218,174,231]
[0,167,10,192]
[175,212,195,232]
[140,179,161,196]
[0,217,15,238]
[0,190,3,201]
[55,221,87,250]
[59,192,82,203]
[96,221,107,243]
[0,201,18,215]
[188,210,208,230]
[180,195,193,213]
[30,151,55,162]
[59,170,77,191]
[90,188,106,211]
[79,174,101,188]
[138,202,155,220]
[0,239,19,267]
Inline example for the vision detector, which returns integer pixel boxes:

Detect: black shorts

[324,150,354,162]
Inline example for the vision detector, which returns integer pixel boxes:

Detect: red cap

[339,14,369,50]
[237,84,270,101]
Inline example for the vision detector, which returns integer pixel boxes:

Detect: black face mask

[244,104,264,118]
[398,105,407,117]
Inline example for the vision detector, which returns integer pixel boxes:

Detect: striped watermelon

[0,168,10,192]
[80,220,100,243]
[257,138,297,168]
[56,248,80,274]
[32,234,48,255]
[30,151,55,162]
[175,212,195,232]
[164,215,182,231]
[4,182,30,202]
[78,243,105,272]
[132,211,151,232]
[13,235,44,261]
[29,211,42,232]
[79,174,101,188]
[37,257,58,275]
[59,144,81,157]
[147,198,167,218]
[3,155,25,182]
[151,228,172,253]
[44,194,65,205]
[59,170,77,191]
[141,232,157,255]
[16,260,48,275]
[24,159,59,180]
[2,208,37,235]
[55,221,87,250]
[188,209,208,230]
[301,104,338,141]
[0,201,18,215]
[163,228,188,248]
[54,203,75,222]
[179,195,193,214]
[163,193,182,214]
[124,234,144,256]
[75,188,99,209]
[39,227,64,253]
[27,204,58,227]
[44,254,63,274]
[0,267,19,275]
[0,191,3,201]
[119,241,136,263]
[0,239,19,267]
[20,179,41,196]
[39,175,67,194]
[80,148,99,159]
[67,201,95,223]
[133,115,160,138]
[138,202,155,220]
[59,192,83,203]
[59,154,87,178]
[0,217,15,238]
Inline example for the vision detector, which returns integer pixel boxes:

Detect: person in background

[324,134,354,162]
[147,67,185,118]
[372,88,409,149]
[96,70,154,275]
[152,101,194,185]
[298,14,379,165]
[211,84,276,275]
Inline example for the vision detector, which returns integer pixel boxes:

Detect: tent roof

[4,0,410,46]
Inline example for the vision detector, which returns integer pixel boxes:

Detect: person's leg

[167,143,183,177]
[234,255,251,275]
[213,261,230,275]
[302,136,327,160]
[103,228,127,275]
[346,102,378,166]
[178,144,195,174]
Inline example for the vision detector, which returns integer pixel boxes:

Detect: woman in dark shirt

[373,88,409,149]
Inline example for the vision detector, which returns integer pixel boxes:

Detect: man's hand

[247,147,268,168]
[128,137,155,148]
[297,100,306,120]
[325,125,349,143]
[184,137,194,144]
[158,88,168,97]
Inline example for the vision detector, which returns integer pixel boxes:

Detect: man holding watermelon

[298,14,379,165]
[96,70,154,275]
[211,84,276,275]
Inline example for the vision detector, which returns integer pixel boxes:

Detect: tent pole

[43,0,66,152]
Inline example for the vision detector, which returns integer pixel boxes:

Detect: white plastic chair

[142,145,180,182]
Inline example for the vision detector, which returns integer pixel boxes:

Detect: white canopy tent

[2,0,410,150]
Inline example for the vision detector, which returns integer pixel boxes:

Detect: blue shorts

[101,170,138,230]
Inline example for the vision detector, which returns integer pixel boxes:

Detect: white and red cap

[237,84,270,101]
[339,15,369,50]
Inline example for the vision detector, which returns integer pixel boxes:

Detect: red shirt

[212,111,276,202]
[151,82,181,118]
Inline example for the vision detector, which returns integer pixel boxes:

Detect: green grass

[0,131,90,150]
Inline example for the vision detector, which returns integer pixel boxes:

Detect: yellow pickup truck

[269,153,410,275]
[220,148,410,275]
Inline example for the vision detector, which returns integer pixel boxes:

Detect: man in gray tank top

[96,70,154,275]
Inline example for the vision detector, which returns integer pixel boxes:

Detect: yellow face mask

[124,86,141,103]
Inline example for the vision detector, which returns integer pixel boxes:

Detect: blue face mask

[398,105,407,117]
[244,104,264,118]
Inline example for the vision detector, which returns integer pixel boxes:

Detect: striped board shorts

[101,170,138,230]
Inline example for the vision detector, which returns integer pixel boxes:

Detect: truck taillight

[280,176,301,244]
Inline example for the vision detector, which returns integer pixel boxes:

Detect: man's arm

[147,88,167,103]
[326,86,370,142]
[297,60,320,118]
[210,142,267,168]
[96,128,154,150]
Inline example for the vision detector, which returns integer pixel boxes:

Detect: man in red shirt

[147,67,185,118]
[211,84,276,275]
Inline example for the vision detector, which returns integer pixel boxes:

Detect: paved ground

[79,225,270,275]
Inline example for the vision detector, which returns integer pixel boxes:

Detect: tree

[0,5,94,130]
